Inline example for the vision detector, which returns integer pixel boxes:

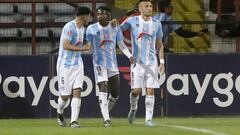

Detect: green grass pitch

[0,117,239,135]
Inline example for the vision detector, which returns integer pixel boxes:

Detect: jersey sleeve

[156,22,163,39]
[153,14,159,20]
[63,24,74,41]
[86,26,93,45]
[116,27,124,42]
[120,16,133,31]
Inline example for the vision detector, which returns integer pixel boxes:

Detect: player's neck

[99,20,109,27]
[75,19,84,28]
[140,15,151,21]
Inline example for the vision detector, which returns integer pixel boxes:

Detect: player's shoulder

[153,13,171,21]
[86,22,99,34]
[61,20,75,35]
[63,20,75,30]
[153,13,160,20]
[152,17,162,26]
[126,15,139,22]
[152,17,159,23]
[113,26,122,33]
[87,22,98,30]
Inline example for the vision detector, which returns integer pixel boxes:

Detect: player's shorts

[57,65,84,96]
[131,63,159,89]
[94,66,119,84]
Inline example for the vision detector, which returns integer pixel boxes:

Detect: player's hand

[197,28,209,36]
[159,63,165,75]
[81,44,91,51]
[110,18,119,27]
[197,31,204,36]
[129,56,136,64]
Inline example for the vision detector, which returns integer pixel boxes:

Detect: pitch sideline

[134,122,229,135]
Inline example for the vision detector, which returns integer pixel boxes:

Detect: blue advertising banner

[2,54,240,118]
[0,55,162,118]
[0,56,50,118]
[165,54,240,116]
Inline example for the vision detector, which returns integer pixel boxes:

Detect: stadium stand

[0,0,240,55]
[170,0,210,53]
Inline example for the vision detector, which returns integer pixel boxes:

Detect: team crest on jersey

[96,31,100,35]
[67,31,72,36]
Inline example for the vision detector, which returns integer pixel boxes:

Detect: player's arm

[173,23,208,37]
[174,27,199,37]
[110,18,119,27]
[156,22,165,74]
[63,25,90,51]
[63,39,90,51]
[157,37,165,75]
[116,27,135,64]
[117,40,135,64]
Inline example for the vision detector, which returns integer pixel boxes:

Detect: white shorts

[94,66,119,83]
[57,65,84,96]
[131,63,159,89]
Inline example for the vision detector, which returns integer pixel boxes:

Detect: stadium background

[0,0,239,55]
[1,0,240,119]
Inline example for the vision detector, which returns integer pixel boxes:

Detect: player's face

[166,6,173,15]
[76,14,90,26]
[139,1,153,17]
[83,14,91,25]
[97,9,111,22]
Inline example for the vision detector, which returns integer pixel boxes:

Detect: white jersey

[86,22,124,70]
[120,15,163,65]
[57,20,84,71]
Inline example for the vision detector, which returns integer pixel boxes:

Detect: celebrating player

[56,6,92,128]
[86,6,134,127]
[120,0,165,126]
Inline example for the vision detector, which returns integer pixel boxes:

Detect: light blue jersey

[153,13,181,47]
[86,22,124,70]
[120,15,163,65]
[57,20,84,70]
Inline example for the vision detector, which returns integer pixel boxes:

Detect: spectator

[154,0,208,52]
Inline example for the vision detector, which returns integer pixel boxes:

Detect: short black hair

[97,6,111,12]
[158,0,172,12]
[76,6,92,16]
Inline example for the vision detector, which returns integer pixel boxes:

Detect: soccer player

[120,0,165,126]
[154,0,208,53]
[86,6,134,127]
[56,6,92,128]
